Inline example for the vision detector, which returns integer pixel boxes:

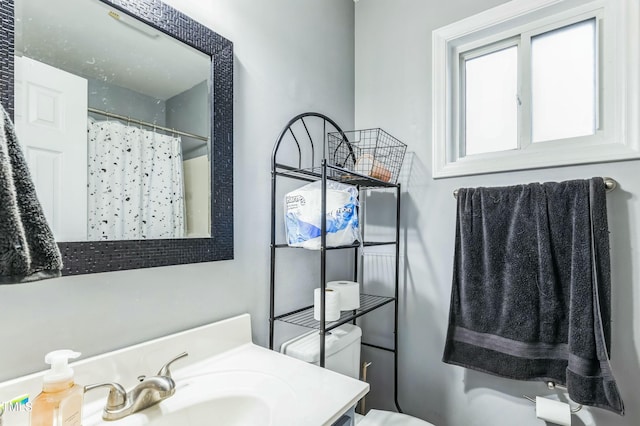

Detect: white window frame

[432,0,640,178]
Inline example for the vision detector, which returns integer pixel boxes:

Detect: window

[463,44,519,155]
[530,19,596,143]
[432,0,640,178]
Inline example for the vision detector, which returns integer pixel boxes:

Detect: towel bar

[453,177,617,198]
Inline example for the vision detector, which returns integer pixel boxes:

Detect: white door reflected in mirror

[14,56,88,242]
[14,0,212,242]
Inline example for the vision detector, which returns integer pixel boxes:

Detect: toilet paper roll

[313,288,341,321]
[535,397,571,426]
[327,280,360,310]
[354,154,392,182]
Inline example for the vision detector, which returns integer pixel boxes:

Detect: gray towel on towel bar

[0,103,62,283]
[443,178,624,415]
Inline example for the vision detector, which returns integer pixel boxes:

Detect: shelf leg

[355,186,361,284]
[394,184,403,413]
[269,170,277,350]
[320,160,327,367]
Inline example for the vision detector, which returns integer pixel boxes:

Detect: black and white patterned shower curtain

[87,118,185,240]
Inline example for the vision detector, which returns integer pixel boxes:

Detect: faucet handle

[84,382,127,409]
[157,352,188,378]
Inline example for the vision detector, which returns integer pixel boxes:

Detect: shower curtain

[87,118,185,240]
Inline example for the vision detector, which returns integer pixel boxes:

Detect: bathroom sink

[0,315,368,426]
[84,370,297,426]
[147,395,270,426]
[82,341,368,425]
[117,395,271,426]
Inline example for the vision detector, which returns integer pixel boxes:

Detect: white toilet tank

[280,324,362,379]
[281,325,436,426]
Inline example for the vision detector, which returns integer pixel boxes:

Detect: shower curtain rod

[452,177,618,198]
[88,107,209,142]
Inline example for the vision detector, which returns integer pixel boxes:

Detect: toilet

[280,324,434,426]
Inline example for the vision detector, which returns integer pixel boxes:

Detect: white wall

[355,1,640,425]
[0,0,354,382]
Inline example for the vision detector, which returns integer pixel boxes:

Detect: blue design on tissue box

[285,216,322,243]
[286,202,359,245]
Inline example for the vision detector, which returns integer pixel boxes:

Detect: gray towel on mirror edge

[443,178,624,415]
[0,103,62,283]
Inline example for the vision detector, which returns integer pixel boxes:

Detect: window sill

[433,140,640,178]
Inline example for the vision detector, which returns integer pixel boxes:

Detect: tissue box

[284,181,360,250]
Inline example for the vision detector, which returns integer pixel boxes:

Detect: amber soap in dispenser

[30,350,83,426]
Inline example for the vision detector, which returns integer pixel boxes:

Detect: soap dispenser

[30,350,83,426]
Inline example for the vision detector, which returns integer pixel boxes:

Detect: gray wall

[355,1,640,425]
[0,0,355,381]
[166,80,209,160]
[88,78,166,126]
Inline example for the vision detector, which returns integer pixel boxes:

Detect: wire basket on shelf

[327,128,406,184]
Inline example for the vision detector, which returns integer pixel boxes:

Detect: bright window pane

[465,46,519,155]
[531,19,596,143]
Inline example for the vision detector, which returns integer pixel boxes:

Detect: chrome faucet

[85,352,188,421]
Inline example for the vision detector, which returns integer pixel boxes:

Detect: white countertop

[0,314,369,426]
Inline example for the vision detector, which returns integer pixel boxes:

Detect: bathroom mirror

[0,0,234,274]
[15,0,211,242]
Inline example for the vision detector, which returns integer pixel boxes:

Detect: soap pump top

[31,350,84,426]
[43,350,81,386]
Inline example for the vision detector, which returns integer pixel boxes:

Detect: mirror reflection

[14,0,211,242]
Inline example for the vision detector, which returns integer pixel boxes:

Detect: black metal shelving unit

[269,113,403,413]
